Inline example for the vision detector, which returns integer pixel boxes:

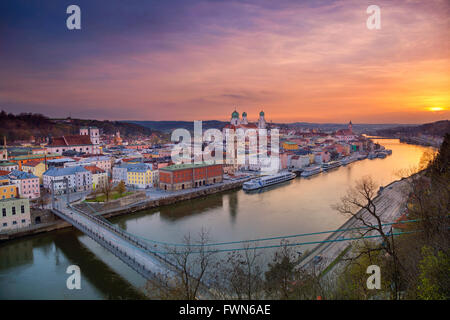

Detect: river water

[0,139,434,299]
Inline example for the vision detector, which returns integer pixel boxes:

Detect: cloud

[0,0,448,123]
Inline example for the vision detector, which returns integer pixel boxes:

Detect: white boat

[368,152,377,159]
[300,165,322,177]
[358,153,367,160]
[322,161,341,171]
[341,157,350,165]
[242,172,296,191]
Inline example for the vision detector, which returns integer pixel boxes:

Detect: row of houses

[0,170,40,200]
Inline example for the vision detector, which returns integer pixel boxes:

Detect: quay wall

[0,179,250,242]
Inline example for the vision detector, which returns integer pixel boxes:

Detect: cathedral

[224,110,267,130]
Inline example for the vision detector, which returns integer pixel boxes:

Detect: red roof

[223,123,259,130]
[83,165,105,174]
[0,170,11,176]
[48,135,92,147]
[22,159,43,167]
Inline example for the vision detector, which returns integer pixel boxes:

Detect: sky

[0,0,449,124]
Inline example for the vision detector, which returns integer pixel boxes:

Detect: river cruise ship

[300,165,322,177]
[322,161,341,171]
[242,172,296,191]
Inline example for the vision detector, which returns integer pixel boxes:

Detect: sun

[427,107,446,112]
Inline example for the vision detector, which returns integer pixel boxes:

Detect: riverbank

[297,174,412,275]
[0,177,251,242]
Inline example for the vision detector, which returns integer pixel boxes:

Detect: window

[21,205,25,213]
[2,223,6,227]
[2,208,5,216]
[12,207,16,215]
[21,219,26,223]
[12,221,17,225]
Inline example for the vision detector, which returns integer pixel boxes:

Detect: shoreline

[0,177,251,243]
[1,137,430,243]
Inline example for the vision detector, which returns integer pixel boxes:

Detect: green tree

[116,180,126,196]
[417,246,450,300]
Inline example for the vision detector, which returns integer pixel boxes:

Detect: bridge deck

[52,205,178,282]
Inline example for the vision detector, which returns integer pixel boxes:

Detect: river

[0,139,435,299]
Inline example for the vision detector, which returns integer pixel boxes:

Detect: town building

[43,166,92,194]
[10,153,61,170]
[21,160,47,183]
[79,127,101,153]
[0,198,31,231]
[65,155,112,173]
[1,136,7,160]
[0,162,18,171]
[84,166,108,191]
[7,170,40,199]
[0,177,18,200]
[335,121,357,142]
[159,163,223,191]
[112,164,128,184]
[127,163,157,189]
[46,135,95,155]
[282,141,299,151]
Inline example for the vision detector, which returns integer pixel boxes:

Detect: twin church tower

[229,110,267,129]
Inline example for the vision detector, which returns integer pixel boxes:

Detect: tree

[333,176,404,299]
[102,179,113,202]
[148,228,217,300]
[265,241,298,299]
[115,180,126,196]
[211,244,264,299]
[417,246,450,300]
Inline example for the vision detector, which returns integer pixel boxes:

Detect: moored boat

[322,160,341,171]
[300,165,322,177]
[243,172,296,191]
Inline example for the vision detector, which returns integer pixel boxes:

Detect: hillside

[375,120,450,138]
[0,111,161,143]
[126,120,229,133]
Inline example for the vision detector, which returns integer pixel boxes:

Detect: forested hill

[375,120,449,138]
[0,111,161,143]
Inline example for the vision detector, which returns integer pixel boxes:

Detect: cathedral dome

[232,110,239,118]
[259,111,265,116]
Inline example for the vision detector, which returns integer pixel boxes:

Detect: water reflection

[0,139,435,299]
[53,231,146,300]
[228,192,238,223]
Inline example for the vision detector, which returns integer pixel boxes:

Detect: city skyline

[0,0,449,123]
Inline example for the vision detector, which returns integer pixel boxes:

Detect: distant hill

[0,111,161,143]
[128,120,411,135]
[375,120,450,138]
[126,120,229,133]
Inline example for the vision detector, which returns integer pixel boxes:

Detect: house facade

[0,198,31,231]
[7,170,40,199]
[159,163,223,191]
[43,166,92,194]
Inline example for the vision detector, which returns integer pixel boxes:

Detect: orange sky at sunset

[0,0,449,123]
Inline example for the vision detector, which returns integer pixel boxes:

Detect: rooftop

[44,166,89,177]
[160,162,219,171]
[8,170,38,180]
[11,153,60,161]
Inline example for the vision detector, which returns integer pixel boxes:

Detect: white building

[65,155,112,173]
[43,166,92,194]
